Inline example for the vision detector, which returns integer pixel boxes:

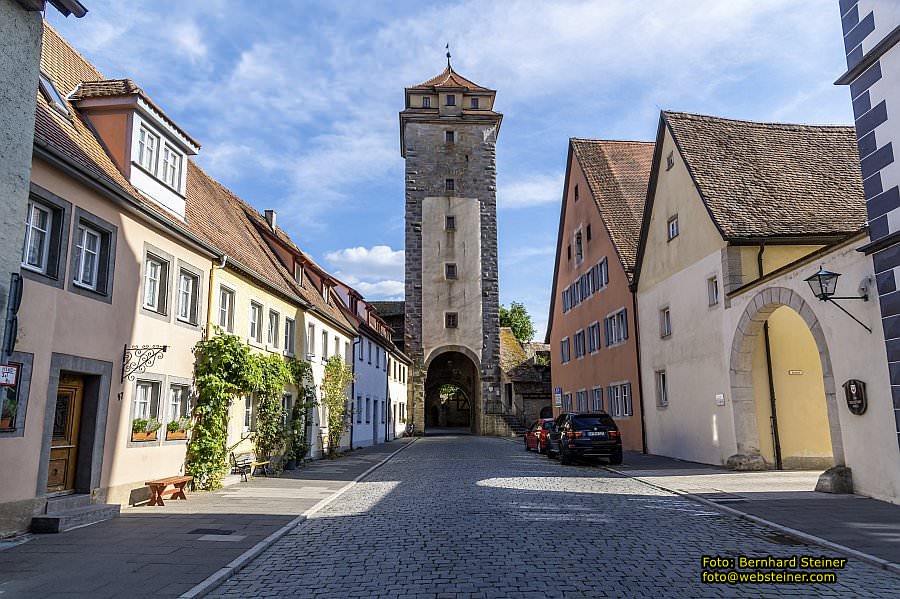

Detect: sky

[48,1,854,341]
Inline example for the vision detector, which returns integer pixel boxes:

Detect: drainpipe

[207,255,227,337]
[350,336,360,449]
[631,289,648,454]
[757,244,782,469]
[385,348,391,443]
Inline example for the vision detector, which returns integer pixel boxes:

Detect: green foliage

[287,359,317,461]
[320,355,354,456]
[186,332,256,490]
[252,353,292,460]
[144,419,162,433]
[500,301,536,343]
[132,418,147,434]
[533,352,549,366]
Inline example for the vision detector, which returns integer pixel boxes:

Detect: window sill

[605,341,627,349]
[176,317,199,327]
[73,280,100,292]
[660,334,671,340]
[248,339,264,349]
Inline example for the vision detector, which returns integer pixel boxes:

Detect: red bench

[145,475,193,506]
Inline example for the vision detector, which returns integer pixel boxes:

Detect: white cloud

[324,246,405,299]
[346,279,405,300]
[498,174,564,209]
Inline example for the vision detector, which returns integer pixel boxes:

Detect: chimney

[264,209,277,230]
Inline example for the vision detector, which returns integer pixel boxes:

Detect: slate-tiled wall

[838,0,900,450]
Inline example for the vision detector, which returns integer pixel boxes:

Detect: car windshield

[572,415,616,429]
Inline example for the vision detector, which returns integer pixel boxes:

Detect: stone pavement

[212,435,898,598]
[613,451,900,566]
[0,439,411,598]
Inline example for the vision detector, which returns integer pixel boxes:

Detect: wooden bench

[231,451,269,482]
[145,475,193,506]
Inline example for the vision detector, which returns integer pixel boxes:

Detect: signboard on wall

[553,387,562,408]
[843,379,867,415]
[0,364,18,387]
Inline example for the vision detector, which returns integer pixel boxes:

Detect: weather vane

[446,43,451,67]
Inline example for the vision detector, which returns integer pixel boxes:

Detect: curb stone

[179,438,418,598]
[605,465,900,578]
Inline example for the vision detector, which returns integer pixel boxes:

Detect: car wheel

[560,446,573,465]
[608,449,623,465]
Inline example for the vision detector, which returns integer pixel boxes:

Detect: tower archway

[423,347,481,434]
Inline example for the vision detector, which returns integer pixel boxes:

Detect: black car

[546,412,622,465]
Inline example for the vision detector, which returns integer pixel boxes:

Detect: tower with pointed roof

[400,58,504,434]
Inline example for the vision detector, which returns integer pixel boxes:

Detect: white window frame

[667,215,679,241]
[322,330,329,361]
[137,126,159,173]
[22,201,52,273]
[167,384,190,422]
[707,276,720,306]
[218,286,235,332]
[176,269,198,323]
[307,323,316,356]
[284,318,296,355]
[660,306,671,338]
[267,310,280,348]
[656,371,668,407]
[143,256,163,311]
[161,144,183,192]
[73,224,102,290]
[249,301,263,344]
[574,226,584,265]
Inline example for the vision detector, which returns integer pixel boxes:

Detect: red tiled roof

[408,65,489,91]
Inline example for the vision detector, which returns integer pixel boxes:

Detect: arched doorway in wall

[729,287,844,471]
[424,348,480,434]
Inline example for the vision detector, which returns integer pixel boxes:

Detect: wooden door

[47,374,84,493]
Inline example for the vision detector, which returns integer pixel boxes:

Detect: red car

[524,418,555,453]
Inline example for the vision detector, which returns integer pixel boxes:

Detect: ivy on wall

[321,355,355,456]
[185,331,317,490]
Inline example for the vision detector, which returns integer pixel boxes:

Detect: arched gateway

[400,59,505,435]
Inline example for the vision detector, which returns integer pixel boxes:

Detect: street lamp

[804,266,871,333]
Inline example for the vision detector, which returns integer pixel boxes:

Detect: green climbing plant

[287,359,317,462]
[185,332,256,490]
[251,353,292,462]
[320,355,355,456]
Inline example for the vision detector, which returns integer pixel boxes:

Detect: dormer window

[137,127,158,172]
[322,283,330,303]
[38,72,69,116]
[446,94,456,106]
[422,96,431,108]
[293,262,303,284]
[470,97,479,109]
[161,145,183,191]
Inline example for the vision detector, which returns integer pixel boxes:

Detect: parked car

[546,412,622,465]
[523,418,554,453]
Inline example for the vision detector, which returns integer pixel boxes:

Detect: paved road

[211,436,898,598]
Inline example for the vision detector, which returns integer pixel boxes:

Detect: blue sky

[48,1,853,340]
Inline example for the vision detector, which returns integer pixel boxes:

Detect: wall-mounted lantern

[804,266,871,333]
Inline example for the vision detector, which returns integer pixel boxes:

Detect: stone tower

[401,60,503,434]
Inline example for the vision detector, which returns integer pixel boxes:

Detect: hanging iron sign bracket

[121,344,168,383]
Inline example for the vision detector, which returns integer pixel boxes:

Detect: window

[666,150,675,170]
[381,400,386,424]
[707,276,719,306]
[667,215,679,241]
[358,340,364,361]
[143,256,165,311]
[249,302,263,343]
[445,263,458,280]
[376,346,380,368]
[334,336,340,361]
[281,393,293,428]
[604,308,628,346]
[72,224,101,290]
[357,396,362,423]
[575,390,588,412]
[322,331,329,359]
[446,215,456,231]
[470,97,479,109]
[307,323,315,356]
[422,96,431,108]
[218,286,235,332]
[267,310,280,347]
[176,269,199,324]
[586,224,592,242]
[446,94,456,106]
[607,383,633,417]
[322,283,330,303]
[567,244,571,261]
[137,126,158,172]
[345,342,350,363]
[597,257,609,288]
[574,229,583,264]
[660,307,671,338]
[445,130,455,143]
[284,318,296,355]
[161,145,182,191]
[573,330,586,358]
[1,359,26,432]
[445,312,458,328]
[22,201,52,272]
[132,380,160,441]
[574,184,579,203]
[293,262,303,284]
[656,371,668,407]
[590,387,603,411]
[445,178,455,192]
[587,322,601,353]
[167,384,190,422]
[368,339,372,363]
[366,397,371,423]
[562,393,573,411]
[244,395,256,430]
[560,337,571,363]
[39,72,69,115]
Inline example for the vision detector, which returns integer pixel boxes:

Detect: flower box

[131,431,157,442]
[166,430,188,440]
[0,417,12,429]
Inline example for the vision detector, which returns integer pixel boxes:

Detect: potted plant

[166,416,191,440]
[0,396,15,429]
[131,418,160,442]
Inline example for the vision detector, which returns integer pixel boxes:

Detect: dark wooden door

[47,374,83,493]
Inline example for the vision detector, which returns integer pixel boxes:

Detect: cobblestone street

[211,436,898,598]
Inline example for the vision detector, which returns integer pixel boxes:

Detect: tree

[320,355,355,456]
[500,301,536,343]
